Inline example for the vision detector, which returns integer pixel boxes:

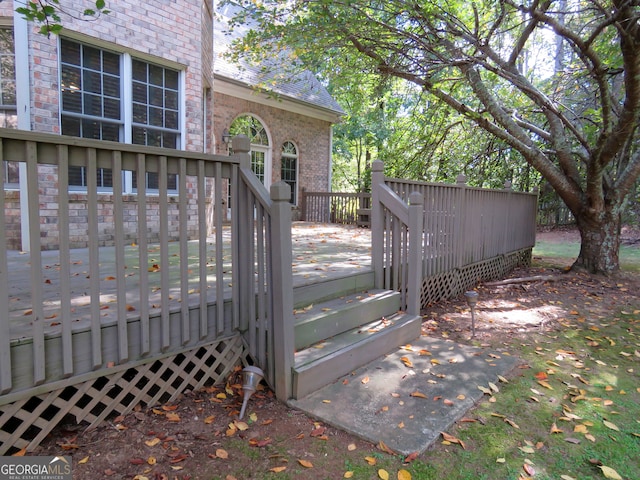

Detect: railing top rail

[0,128,239,166]
[385,175,538,197]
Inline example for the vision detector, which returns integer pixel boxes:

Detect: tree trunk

[573,210,621,275]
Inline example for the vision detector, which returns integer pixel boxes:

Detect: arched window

[281,141,298,205]
[229,115,271,186]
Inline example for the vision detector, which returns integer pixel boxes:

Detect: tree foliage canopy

[226,0,640,274]
[16,0,109,36]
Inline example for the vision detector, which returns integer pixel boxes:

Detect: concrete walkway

[290,336,520,455]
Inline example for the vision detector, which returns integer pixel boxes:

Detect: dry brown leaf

[403,452,419,464]
[343,472,354,478]
[270,466,287,473]
[410,391,427,398]
[441,431,466,449]
[378,440,395,455]
[165,412,180,422]
[364,456,377,465]
[216,449,229,459]
[298,459,313,468]
[362,376,370,384]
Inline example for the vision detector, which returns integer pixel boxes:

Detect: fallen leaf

[400,356,414,368]
[550,422,563,434]
[598,465,623,479]
[270,466,287,473]
[216,449,229,459]
[378,469,389,480]
[523,463,536,476]
[343,472,354,478]
[145,438,161,447]
[364,456,377,466]
[347,443,357,451]
[362,376,370,384]
[298,459,313,468]
[504,418,520,429]
[410,391,427,399]
[403,452,419,463]
[78,456,89,464]
[378,440,395,454]
[441,432,466,449]
[603,420,620,431]
[166,412,180,422]
[398,469,412,480]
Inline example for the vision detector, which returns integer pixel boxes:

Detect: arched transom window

[229,115,271,186]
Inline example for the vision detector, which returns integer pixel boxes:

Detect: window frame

[280,141,298,205]
[59,37,184,195]
[0,25,19,189]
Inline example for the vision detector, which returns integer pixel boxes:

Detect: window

[281,141,298,205]
[131,59,179,190]
[229,115,271,186]
[60,38,181,193]
[1,27,18,187]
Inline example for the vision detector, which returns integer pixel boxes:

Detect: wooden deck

[7,223,372,341]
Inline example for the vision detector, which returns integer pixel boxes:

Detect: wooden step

[292,312,421,399]
[293,271,375,309]
[294,289,401,350]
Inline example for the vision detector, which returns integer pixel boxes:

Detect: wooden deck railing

[299,190,371,226]
[371,160,538,311]
[0,130,291,399]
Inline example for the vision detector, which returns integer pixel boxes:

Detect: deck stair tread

[294,311,417,369]
[291,283,421,399]
[293,289,400,350]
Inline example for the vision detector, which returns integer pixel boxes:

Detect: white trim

[214,76,342,124]
[13,3,31,251]
[122,52,132,144]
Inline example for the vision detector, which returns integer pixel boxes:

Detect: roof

[213,6,344,120]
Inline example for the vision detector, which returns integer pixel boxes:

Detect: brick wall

[2,1,212,250]
[213,92,333,196]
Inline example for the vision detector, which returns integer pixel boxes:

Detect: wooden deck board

[7,223,372,341]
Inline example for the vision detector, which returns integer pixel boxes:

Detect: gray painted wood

[292,312,421,399]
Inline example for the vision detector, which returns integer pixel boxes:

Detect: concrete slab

[289,336,520,456]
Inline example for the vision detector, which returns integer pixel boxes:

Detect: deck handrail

[0,129,290,399]
[371,160,538,312]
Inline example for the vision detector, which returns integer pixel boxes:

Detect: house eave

[213,74,343,124]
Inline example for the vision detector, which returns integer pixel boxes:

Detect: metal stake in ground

[464,291,479,338]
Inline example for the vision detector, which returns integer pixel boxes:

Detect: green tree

[16,0,109,36]
[226,0,640,275]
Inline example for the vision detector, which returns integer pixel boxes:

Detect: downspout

[13,3,31,251]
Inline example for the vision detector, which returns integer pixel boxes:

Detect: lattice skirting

[0,335,247,456]
[420,248,532,307]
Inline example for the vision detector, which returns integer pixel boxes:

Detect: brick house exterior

[1,0,342,250]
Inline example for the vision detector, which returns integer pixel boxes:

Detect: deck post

[371,160,385,289]
[407,192,424,316]
[270,181,294,401]
[233,135,253,334]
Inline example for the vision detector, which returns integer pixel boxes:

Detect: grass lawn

[534,239,640,272]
